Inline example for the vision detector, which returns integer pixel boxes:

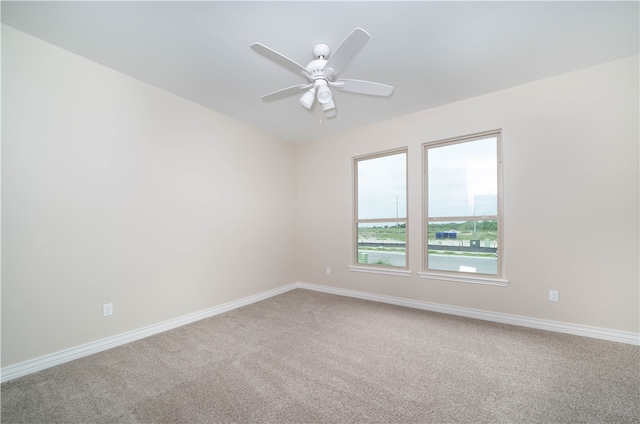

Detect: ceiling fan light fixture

[322,98,337,118]
[322,98,335,111]
[299,88,316,109]
[315,79,332,104]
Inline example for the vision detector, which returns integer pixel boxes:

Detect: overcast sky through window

[357,152,407,221]
[428,137,497,217]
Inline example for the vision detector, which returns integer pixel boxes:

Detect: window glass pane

[428,137,497,218]
[426,220,497,275]
[358,153,407,220]
[358,222,406,267]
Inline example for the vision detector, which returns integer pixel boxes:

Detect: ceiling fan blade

[325,28,370,76]
[251,43,308,77]
[260,84,312,102]
[331,79,394,96]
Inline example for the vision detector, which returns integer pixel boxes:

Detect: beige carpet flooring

[2,288,639,423]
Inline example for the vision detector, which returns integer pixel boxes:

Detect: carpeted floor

[2,289,639,423]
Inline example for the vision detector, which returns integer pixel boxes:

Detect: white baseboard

[0,284,297,383]
[3,281,637,383]
[296,282,640,346]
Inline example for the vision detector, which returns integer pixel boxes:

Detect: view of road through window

[357,222,497,272]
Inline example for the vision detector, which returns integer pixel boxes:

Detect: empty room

[2,1,639,423]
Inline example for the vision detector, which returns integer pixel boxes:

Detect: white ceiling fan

[251,28,393,119]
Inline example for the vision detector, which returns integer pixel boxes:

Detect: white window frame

[419,130,508,286]
[349,148,411,277]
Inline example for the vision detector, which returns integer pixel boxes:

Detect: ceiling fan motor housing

[305,43,331,78]
[306,59,328,77]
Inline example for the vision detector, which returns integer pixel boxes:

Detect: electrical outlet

[549,290,559,302]
[103,303,113,317]
[326,267,331,275]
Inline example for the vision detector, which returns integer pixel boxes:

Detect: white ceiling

[2,1,638,143]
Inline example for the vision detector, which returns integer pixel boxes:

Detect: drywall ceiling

[2,1,638,143]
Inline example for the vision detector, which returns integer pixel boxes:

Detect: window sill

[348,265,412,277]
[418,271,509,286]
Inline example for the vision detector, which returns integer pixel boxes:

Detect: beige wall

[2,24,638,369]
[297,56,639,333]
[1,25,297,367]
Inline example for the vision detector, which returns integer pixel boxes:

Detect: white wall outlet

[326,267,331,275]
[103,303,113,316]
[549,290,559,302]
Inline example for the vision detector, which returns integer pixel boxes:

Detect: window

[421,131,506,285]
[351,149,409,276]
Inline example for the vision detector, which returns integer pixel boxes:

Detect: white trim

[297,282,640,346]
[418,271,509,286]
[0,284,297,383]
[348,265,412,277]
[3,281,637,383]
